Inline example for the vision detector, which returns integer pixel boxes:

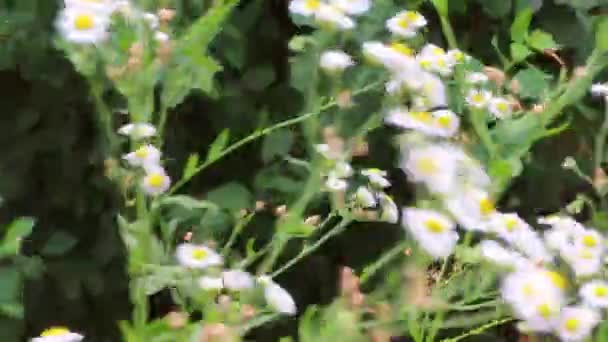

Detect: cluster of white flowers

[31,326,84,342]
[56,0,169,44]
[118,123,171,195]
[289,0,371,31]
[175,243,296,315]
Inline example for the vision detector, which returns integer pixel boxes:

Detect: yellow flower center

[496,102,509,113]
[471,93,485,104]
[505,218,518,232]
[74,14,95,31]
[432,47,446,56]
[522,284,535,296]
[452,51,464,62]
[595,285,608,297]
[305,0,320,10]
[546,271,567,290]
[191,248,208,260]
[436,58,447,68]
[390,42,413,56]
[420,59,433,70]
[537,303,553,319]
[41,327,70,337]
[479,198,495,216]
[411,111,433,123]
[582,235,598,248]
[147,173,165,188]
[397,18,411,29]
[437,116,451,128]
[416,158,437,175]
[134,146,149,159]
[564,318,579,332]
[425,218,445,233]
[404,11,420,23]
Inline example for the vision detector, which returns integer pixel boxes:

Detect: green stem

[439,318,513,342]
[438,15,458,50]
[594,97,608,170]
[168,81,381,195]
[221,212,254,257]
[156,106,169,147]
[270,218,352,278]
[470,109,497,159]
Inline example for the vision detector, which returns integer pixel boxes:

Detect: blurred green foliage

[1,0,608,340]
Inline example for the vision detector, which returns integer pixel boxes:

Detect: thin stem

[470,109,497,159]
[270,218,352,278]
[594,96,608,170]
[439,15,458,50]
[221,212,254,257]
[156,105,169,148]
[439,318,513,342]
[168,81,381,195]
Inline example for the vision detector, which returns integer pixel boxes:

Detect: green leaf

[0,217,35,256]
[526,29,558,51]
[182,153,200,179]
[513,67,551,99]
[206,182,252,212]
[596,17,608,52]
[431,0,449,16]
[478,0,512,18]
[511,7,533,42]
[206,129,230,162]
[41,231,78,256]
[510,43,532,62]
[261,130,294,163]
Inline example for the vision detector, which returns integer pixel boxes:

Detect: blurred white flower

[325,177,348,191]
[554,306,600,342]
[419,72,448,108]
[466,72,489,84]
[363,41,417,73]
[141,166,171,195]
[479,240,530,269]
[379,194,398,224]
[361,168,391,188]
[331,161,353,178]
[402,207,459,259]
[198,276,224,290]
[353,186,376,208]
[561,246,603,277]
[176,243,223,269]
[386,11,426,38]
[56,7,110,44]
[118,122,157,139]
[401,144,459,194]
[143,12,159,29]
[417,44,453,76]
[385,107,458,137]
[315,4,355,30]
[222,270,254,291]
[289,0,322,16]
[580,280,608,308]
[320,50,355,73]
[573,228,604,254]
[591,83,608,97]
[154,31,169,42]
[330,0,370,15]
[64,0,116,13]
[258,276,297,315]
[488,97,513,119]
[31,327,83,342]
[445,187,495,231]
[465,89,492,109]
[122,144,161,168]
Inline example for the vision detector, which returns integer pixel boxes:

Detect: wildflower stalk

[439,318,513,342]
[431,0,458,49]
[594,96,608,170]
[470,109,497,159]
[222,212,254,257]
[169,81,381,194]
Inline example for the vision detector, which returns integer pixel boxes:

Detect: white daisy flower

[331,161,353,178]
[385,107,458,137]
[56,6,110,44]
[222,270,254,291]
[417,44,453,76]
[141,166,171,195]
[465,89,492,109]
[330,0,370,15]
[445,187,495,231]
[142,12,159,29]
[574,228,604,253]
[488,97,513,119]
[314,4,355,30]
[154,31,169,42]
[319,50,355,73]
[386,11,427,38]
[591,83,608,98]
[466,72,489,84]
[514,229,553,265]
[31,327,83,342]
[401,144,459,194]
[541,216,586,252]
[479,240,530,269]
[258,276,297,315]
[580,280,608,308]
[379,194,398,224]
[353,186,377,208]
[325,177,348,191]
[289,0,322,16]
[402,207,459,259]
[117,122,157,140]
[361,168,390,188]
[562,246,603,277]
[555,306,600,342]
[362,41,417,73]
[176,243,223,269]
[122,144,161,168]
[488,212,529,243]
[419,72,448,108]
[198,276,224,290]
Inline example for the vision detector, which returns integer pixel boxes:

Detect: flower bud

[274,205,287,217]
[255,200,266,212]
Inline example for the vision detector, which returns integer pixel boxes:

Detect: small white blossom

[176,243,223,269]
[314,4,355,30]
[465,89,492,109]
[154,31,169,42]
[56,7,110,44]
[385,107,458,137]
[554,306,600,342]
[325,177,348,191]
[379,194,398,223]
[591,83,608,97]
[580,280,608,308]
[198,276,224,290]
[417,44,453,76]
[445,187,495,231]
[320,50,355,73]
[386,11,427,38]
[479,240,530,270]
[402,208,459,259]
[122,144,161,168]
[141,166,171,195]
[330,0,370,15]
[353,186,376,208]
[258,276,297,315]
[561,246,603,277]
[64,0,116,13]
[401,144,459,194]
[361,168,390,188]
[142,12,159,29]
[222,270,254,291]
[31,327,83,342]
[488,97,513,119]
[466,72,489,84]
[118,123,157,139]
[289,0,322,16]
